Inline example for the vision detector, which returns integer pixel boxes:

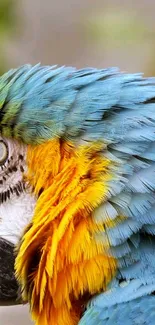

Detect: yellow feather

[15,139,117,325]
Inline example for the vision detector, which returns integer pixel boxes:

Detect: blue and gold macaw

[0,64,155,325]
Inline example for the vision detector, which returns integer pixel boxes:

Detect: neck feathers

[15,139,117,325]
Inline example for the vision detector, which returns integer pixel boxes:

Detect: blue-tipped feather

[1,65,155,323]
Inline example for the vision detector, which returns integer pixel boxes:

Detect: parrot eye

[0,140,8,165]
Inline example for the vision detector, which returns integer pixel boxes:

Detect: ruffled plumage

[0,64,155,324]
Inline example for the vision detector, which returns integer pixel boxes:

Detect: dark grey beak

[0,238,22,306]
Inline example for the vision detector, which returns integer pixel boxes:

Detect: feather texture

[0,64,155,324]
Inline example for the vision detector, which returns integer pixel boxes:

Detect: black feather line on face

[0,181,25,204]
[0,153,26,205]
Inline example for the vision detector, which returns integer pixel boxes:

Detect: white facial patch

[0,137,36,245]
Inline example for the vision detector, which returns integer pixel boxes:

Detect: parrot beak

[0,237,23,306]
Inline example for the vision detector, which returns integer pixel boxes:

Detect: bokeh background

[1,0,155,75]
[1,0,155,324]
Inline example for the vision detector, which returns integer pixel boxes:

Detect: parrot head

[0,64,117,324]
[0,137,36,304]
[1,63,154,325]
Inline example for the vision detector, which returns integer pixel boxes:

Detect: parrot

[0,63,155,325]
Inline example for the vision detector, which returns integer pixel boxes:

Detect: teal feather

[0,64,155,323]
[79,296,155,325]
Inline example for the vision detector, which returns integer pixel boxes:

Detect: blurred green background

[1,0,155,76]
[0,1,155,324]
